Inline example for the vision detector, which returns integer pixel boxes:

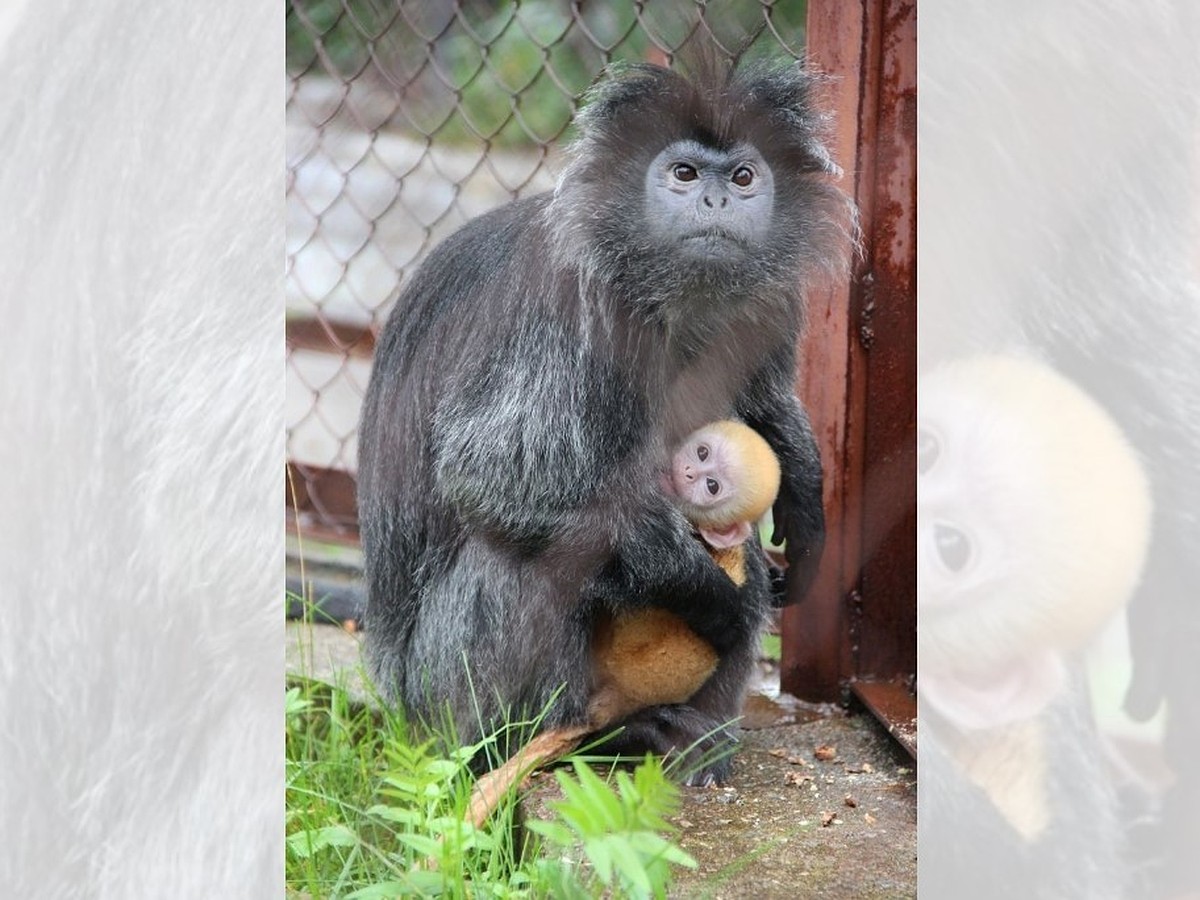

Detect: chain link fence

[286,0,810,541]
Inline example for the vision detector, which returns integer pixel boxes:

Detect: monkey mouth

[679,235,750,267]
[921,652,1067,730]
[681,229,746,252]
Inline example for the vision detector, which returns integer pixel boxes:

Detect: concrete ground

[286,621,916,898]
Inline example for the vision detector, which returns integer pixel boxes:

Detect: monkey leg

[467,604,728,827]
[583,544,768,785]
[597,584,767,784]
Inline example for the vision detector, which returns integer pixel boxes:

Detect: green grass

[760,633,782,662]
[286,623,699,898]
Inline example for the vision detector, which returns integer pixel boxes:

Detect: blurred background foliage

[287,0,809,148]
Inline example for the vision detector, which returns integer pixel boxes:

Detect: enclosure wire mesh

[286,0,809,539]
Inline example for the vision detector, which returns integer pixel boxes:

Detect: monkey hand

[588,505,745,652]
[770,485,826,606]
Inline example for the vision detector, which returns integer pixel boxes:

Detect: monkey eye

[732,166,754,187]
[696,443,709,461]
[673,163,699,182]
[706,477,721,496]
[934,523,971,573]
[917,428,939,475]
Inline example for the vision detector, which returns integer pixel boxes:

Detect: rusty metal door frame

[783,0,915,743]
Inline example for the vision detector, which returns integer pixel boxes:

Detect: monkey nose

[701,194,728,209]
[682,465,696,481]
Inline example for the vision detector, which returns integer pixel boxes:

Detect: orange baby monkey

[467,421,780,825]
[665,417,783,584]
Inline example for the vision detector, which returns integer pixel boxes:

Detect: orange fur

[709,543,749,586]
[591,538,750,723]
[686,420,781,530]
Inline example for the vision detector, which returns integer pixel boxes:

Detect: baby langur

[919,354,1152,843]
[467,421,780,826]
[667,418,785,581]
[591,420,783,716]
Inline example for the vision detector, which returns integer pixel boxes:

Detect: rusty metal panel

[851,679,916,758]
[856,1,916,683]
[782,0,868,704]
[783,0,915,702]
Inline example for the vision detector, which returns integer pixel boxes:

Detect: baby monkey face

[666,420,780,533]
[669,428,740,517]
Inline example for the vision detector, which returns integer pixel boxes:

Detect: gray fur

[0,1,280,894]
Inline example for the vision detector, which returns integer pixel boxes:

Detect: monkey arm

[582,500,749,654]
[736,352,825,604]
[430,318,748,629]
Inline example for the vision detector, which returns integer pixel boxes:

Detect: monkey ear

[699,521,753,550]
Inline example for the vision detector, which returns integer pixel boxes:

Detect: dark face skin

[643,140,775,264]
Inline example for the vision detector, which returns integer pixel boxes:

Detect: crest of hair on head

[548,53,854,290]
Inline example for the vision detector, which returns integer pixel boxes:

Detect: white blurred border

[0,2,282,895]
[920,1,1200,897]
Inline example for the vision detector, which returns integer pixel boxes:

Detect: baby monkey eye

[917,428,939,475]
[934,523,971,573]
[696,444,709,461]
[706,478,720,496]
[731,166,754,187]
[673,163,699,182]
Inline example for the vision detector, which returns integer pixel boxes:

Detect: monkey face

[668,426,740,518]
[666,420,779,531]
[643,140,776,265]
[917,356,1151,679]
[547,64,852,327]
